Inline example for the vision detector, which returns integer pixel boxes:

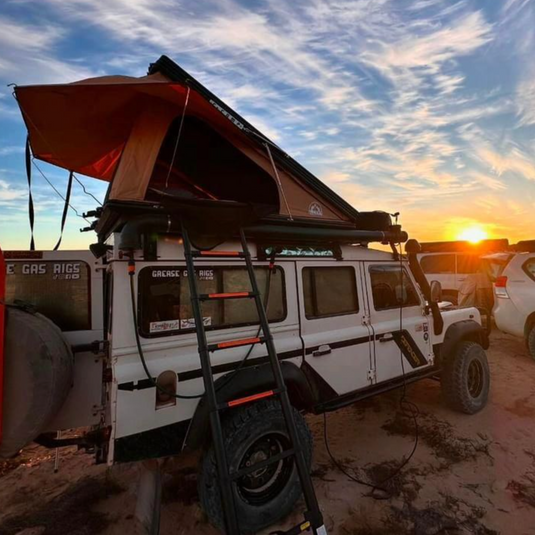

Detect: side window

[420,254,455,274]
[5,260,91,331]
[138,266,286,337]
[456,255,481,274]
[523,259,535,281]
[369,265,420,311]
[302,266,358,319]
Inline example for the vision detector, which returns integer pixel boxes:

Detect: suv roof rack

[510,240,535,253]
[419,239,509,253]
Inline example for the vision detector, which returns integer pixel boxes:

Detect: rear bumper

[494,298,524,337]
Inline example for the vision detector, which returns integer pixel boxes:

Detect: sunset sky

[0,0,534,250]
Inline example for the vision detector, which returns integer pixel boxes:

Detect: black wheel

[198,399,313,534]
[528,326,535,361]
[441,341,490,414]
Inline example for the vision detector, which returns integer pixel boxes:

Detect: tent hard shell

[15,55,401,242]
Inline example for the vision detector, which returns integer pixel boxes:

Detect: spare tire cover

[0,307,73,458]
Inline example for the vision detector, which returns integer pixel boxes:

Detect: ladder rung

[219,389,280,410]
[199,291,255,301]
[231,447,296,480]
[192,250,245,258]
[208,336,265,352]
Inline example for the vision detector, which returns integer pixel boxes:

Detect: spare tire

[0,307,73,458]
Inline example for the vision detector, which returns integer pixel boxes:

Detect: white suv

[485,252,535,358]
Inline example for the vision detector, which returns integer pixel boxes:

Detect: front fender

[183,361,315,450]
[439,319,489,365]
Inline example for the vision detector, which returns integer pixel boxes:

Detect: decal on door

[391,330,428,368]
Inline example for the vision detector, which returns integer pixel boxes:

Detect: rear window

[420,254,455,274]
[481,258,508,282]
[138,265,286,337]
[5,260,91,331]
[456,254,481,274]
[523,258,535,281]
[302,266,359,319]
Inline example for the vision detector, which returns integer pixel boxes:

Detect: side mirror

[430,280,442,303]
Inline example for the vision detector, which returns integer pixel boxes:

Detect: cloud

[477,147,535,181]
[0,145,24,156]
[0,178,26,204]
[0,16,98,85]
[360,10,492,89]
[516,75,535,126]
[471,172,507,191]
[1,0,534,244]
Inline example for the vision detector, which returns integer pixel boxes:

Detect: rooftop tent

[14,56,359,236]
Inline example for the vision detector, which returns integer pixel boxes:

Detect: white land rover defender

[0,235,491,531]
[0,56,491,534]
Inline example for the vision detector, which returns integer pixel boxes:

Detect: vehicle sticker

[391,330,428,368]
[180,317,212,329]
[151,268,214,281]
[308,202,323,217]
[150,320,180,333]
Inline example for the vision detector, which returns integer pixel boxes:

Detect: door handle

[312,344,332,357]
[379,335,394,343]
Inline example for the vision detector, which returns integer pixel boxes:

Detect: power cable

[31,159,90,223]
[73,174,103,206]
[128,254,275,399]
[322,238,420,499]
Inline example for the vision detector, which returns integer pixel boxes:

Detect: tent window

[146,116,279,208]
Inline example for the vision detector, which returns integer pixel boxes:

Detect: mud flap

[135,460,162,535]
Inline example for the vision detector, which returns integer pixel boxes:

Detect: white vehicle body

[4,239,489,465]
[486,252,535,341]
[417,251,489,303]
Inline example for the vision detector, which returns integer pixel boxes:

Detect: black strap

[53,171,73,250]
[25,136,35,250]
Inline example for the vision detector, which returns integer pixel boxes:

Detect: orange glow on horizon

[456,226,489,243]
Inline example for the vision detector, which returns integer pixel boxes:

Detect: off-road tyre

[528,326,535,361]
[441,341,490,414]
[198,399,313,534]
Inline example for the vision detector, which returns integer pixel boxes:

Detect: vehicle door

[363,262,432,384]
[296,261,372,395]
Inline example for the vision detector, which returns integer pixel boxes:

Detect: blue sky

[0,0,534,250]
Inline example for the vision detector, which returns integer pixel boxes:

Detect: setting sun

[457,226,488,243]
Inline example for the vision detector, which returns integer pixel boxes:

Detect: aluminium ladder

[182,226,327,535]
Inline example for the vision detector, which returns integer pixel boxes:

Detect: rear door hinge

[367,369,376,383]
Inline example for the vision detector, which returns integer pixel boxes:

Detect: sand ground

[1,330,534,535]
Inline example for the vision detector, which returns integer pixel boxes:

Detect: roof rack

[510,240,535,253]
[419,239,509,254]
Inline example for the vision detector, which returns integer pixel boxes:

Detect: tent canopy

[15,56,360,227]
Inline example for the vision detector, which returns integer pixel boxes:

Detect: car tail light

[495,276,509,298]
